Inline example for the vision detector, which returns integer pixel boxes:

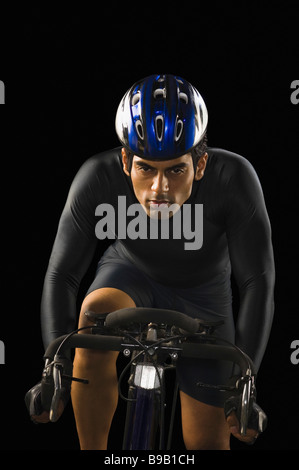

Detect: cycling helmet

[115,74,208,160]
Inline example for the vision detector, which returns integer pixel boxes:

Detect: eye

[170,167,184,175]
[137,165,152,173]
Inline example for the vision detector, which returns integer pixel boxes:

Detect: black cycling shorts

[86,243,235,407]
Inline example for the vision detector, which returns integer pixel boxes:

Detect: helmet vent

[175,118,183,141]
[178,92,188,104]
[135,120,144,140]
[153,88,166,99]
[131,93,140,106]
[155,115,164,142]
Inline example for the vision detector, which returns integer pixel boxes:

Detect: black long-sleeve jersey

[41,147,275,371]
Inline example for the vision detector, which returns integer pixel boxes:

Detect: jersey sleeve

[40,157,105,349]
[225,157,275,372]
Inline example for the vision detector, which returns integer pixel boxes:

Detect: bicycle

[37,307,266,450]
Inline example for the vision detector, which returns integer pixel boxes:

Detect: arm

[26,157,106,422]
[226,158,275,371]
[41,157,103,349]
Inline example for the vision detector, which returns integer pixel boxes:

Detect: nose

[151,172,169,193]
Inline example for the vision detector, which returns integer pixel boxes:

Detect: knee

[74,287,135,374]
[79,287,136,328]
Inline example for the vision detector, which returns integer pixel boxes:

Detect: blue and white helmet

[115,74,208,160]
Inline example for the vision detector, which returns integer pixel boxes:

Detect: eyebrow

[134,161,189,171]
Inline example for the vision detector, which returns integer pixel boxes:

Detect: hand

[31,400,64,424]
[226,410,259,444]
[31,409,51,424]
[25,382,65,424]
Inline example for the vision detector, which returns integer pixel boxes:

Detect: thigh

[176,356,233,407]
[85,245,154,308]
[180,391,231,450]
[174,282,236,407]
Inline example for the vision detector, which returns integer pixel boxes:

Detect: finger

[226,411,259,444]
[32,399,64,424]
[233,429,259,444]
[231,429,259,442]
[31,411,50,424]
[230,425,259,444]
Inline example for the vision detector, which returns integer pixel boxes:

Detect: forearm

[235,269,275,372]
[40,265,79,349]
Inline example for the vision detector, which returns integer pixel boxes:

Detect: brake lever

[239,373,253,436]
[49,363,62,422]
[199,371,255,436]
[49,357,89,422]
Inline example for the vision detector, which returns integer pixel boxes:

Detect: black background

[0,2,298,453]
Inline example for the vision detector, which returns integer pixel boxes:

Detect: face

[122,149,208,218]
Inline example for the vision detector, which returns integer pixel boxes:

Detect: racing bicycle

[34,307,267,450]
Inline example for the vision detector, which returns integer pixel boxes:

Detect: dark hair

[190,133,208,171]
[124,133,208,174]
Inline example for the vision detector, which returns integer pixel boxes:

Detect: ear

[121,148,130,176]
[194,153,208,181]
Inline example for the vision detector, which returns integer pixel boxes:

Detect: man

[26,75,275,450]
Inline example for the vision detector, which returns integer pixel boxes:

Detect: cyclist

[26,75,275,450]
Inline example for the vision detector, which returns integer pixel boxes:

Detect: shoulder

[206,149,268,232]
[207,147,257,174]
[75,147,122,178]
[69,147,122,193]
[206,147,261,189]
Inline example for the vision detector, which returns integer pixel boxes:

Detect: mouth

[148,199,171,209]
[145,198,181,219]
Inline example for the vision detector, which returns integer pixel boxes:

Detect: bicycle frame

[40,307,256,450]
[120,323,170,450]
[123,375,161,450]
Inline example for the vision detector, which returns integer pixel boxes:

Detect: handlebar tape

[181,342,255,376]
[105,307,199,333]
[44,334,124,361]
